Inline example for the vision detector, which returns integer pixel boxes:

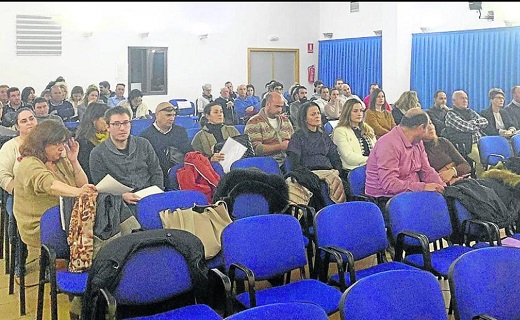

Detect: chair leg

[17,232,26,316]
[0,202,4,260]
[36,253,48,320]
[8,234,16,295]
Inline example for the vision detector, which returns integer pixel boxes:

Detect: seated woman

[332,99,376,174]
[480,88,516,137]
[13,120,96,283]
[118,88,150,119]
[324,88,343,120]
[391,90,421,125]
[191,102,240,161]
[423,121,472,185]
[365,88,396,139]
[77,84,100,122]
[287,101,348,208]
[0,107,37,277]
[75,102,110,183]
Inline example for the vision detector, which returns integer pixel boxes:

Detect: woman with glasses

[480,88,516,137]
[13,120,96,286]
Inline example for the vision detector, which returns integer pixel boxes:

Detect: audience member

[214,86,237,125]
[444,90,488,177]
[363,83,392,112]
[332,99,376,173]
[246,84,261,108]
[364,88,396,139]
[0,84,8,105]
[289,85,308,129]
[423,122,472,185]
[312,80,324,100]
[21,86,36,107]
[77,85,100,122]
[0,107,37,277]
[191,102,240,160]
[118,89,150,119]
[334,77,344,90]
[140,102,193,189]
[392,90,421,125]
[324,88,343,120]
[89,106,164,206]
[245,92,294,172]
[98,81,115,104]
[1,87,27,127]
[196,83,213,116]
[504,85,520,128]
[14,120,95,285]
[314,86,330,113]
[40,88,51,101]
[70,85,84,120]
[480,88,516,137]
[33,97,64,125]
[48,84,75,122]
[234,84,259,123]
[339,83,366,110]
[75,102,110,183]
[426,90,450,136]
[365,109,445,221]
[225,81,237,100]
[107,83,126,108]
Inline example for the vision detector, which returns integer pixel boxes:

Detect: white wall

[318,2,508,104]
[0,2,510,109]
[0,2,319,109]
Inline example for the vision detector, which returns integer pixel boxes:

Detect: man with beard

[289,85,308,130]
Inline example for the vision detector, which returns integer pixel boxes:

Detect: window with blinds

[350,2,360,13]
[16,14,62,56]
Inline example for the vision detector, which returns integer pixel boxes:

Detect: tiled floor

[0,251,455,320]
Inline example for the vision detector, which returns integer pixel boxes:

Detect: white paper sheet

[327,120,339,128]
[134,185,164,199]
[219,137,247,173]
[176,101,192,110]
[95,174,133,195]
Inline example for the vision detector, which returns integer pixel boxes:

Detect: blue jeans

[6,195,21,276]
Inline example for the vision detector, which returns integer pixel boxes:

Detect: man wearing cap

[196,83,213,116]
[140,102,193,189]
[480,88,516,137]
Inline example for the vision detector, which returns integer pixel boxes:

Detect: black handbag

[164,146,185,166]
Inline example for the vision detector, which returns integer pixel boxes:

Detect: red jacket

[176,152,220,202]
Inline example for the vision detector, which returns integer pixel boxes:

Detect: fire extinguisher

[307,65,315,83]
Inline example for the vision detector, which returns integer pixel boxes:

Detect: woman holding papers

[13,120,96,281]
[192,101,240,161]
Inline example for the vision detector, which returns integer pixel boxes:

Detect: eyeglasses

[109,121,131,128]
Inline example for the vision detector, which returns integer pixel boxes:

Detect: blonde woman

[392,90,421,125]
[332,99,376,173]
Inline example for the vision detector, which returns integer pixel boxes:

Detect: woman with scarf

[191,101,240,161]
[76,102,110,182]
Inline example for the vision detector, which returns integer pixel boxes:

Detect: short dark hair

[433,90,446,99]
[7,87,19,98]
[128,89,143,101]
[33,97,48,105]
[99,81,110,89]
[313,80,324,87]
[116,83,125,88]
[203,101,222,116]
[104,105,131,124]
[269,81,283,91]
[400,110,429,128]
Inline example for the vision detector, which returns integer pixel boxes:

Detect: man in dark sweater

[140,102,193,189]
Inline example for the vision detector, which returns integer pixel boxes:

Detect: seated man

[48,85,75,122]
[245,92,294,173]
[89,106,164,208]
[32,97,64,125]
[140,102,193,190]
[365,108,445,223]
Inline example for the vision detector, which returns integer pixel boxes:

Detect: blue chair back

[324,122,333,135]
[40,206,70,259]
[136,190,208,229]
[187,127,201,141]
[230,193,270,220]
[449,246,520,320]
[225,302,328,320]
[175,115,199,129]
[234,124,245,134]
[64,121,79,130]
[221,215,307,280]
[512,134,520,156]
[478,135,511,166]
[130,118,153,136]
[230,157,281,175]
[169,98,196,116]
[347,165,366,198]
[387,191,451,246]
[340,270,448,320]
[314,202,388,260]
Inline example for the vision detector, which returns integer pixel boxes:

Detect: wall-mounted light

[199,34,208,40]
[420,27,430,33]
[139,32,149,38]
[323,32,333,39]
[82,32,93,38]
[373,30,382,36]
[269,35,279,41]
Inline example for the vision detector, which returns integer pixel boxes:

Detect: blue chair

[230,157,281,175]
[449,246,520,320]
[234,124,245,134]
[346,165,368,201]
[477,135,512,169]
[225,302,328,320]
[175,115,199,129]
[36,206,89,320]
[324,122,333,135]
[130,118,153,136]
[314,202,418,291]
[170,98,196,116]
[386,191,474,278]
[64,121,79,130]
[511,133,520,156]
[88,230,224,320]
[221,214,342,315]
[186,127,201,141]
[168,162,224,191]
[339,269,448,320]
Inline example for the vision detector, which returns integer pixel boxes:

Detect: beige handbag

[159,200,232,259]
[285,176,313,206]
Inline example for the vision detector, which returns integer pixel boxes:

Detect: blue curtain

[318,36,382,99]
[411,27,520,113]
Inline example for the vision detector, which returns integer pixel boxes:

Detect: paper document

[176,101,192,110]
[134,185,164,199]
[219,137,247,173]
[328,120,339,128]
[95,174,133,195]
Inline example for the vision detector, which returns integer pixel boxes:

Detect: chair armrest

[229,263,257,308]
[322,246,354,291]
[461,219,500,246]
[95,288,117,320]
[210,268,232,317]
[472,314,499,320]
[486,153,505,165]
[395,231,432,270]
[41,244,58,281]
